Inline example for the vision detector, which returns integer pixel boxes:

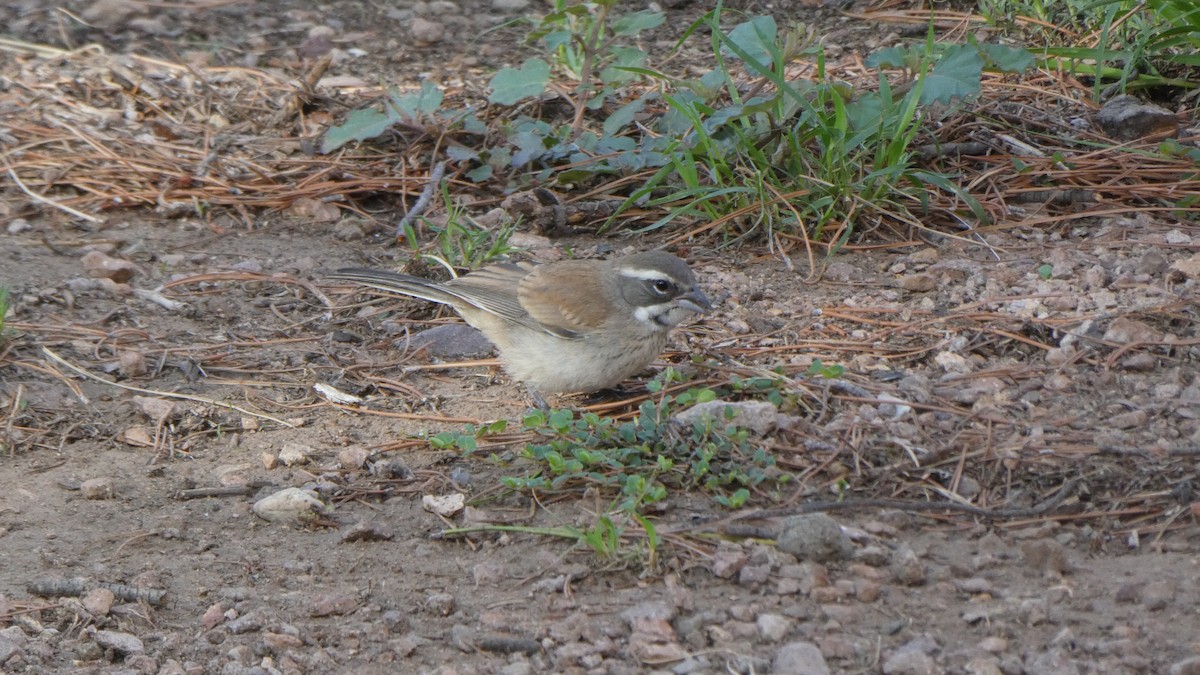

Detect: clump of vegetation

[322,4,1038,248]
[980,0,1200,93]
[0,287,10,344]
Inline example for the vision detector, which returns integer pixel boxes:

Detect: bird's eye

[652,279,672,295]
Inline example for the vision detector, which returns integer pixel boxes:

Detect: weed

[398,182,519,270]
[0,287,9,340]
[322,6,1026,243]
[979,0,1200,93]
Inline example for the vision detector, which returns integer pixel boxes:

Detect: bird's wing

[441,261,536,324]
[516,260,610,339]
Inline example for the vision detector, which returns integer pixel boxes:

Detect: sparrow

[330,251,712,401]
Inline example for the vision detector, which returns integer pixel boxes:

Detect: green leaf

[465,164,493,182]
[389,81,443,117]
[723,16,778,69]
[603,96,646,135]
[446,146,479,162]
[429,431,457,449]
[865,46,913,70]
[1038,263,1053,280]
[976,44,1034,73]
[611,9,665,36]
[488,58,551,105]
[920,44,983,105]
[321,106,399,153]
[599,46,649,85]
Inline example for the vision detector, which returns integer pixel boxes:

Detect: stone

[776,514,853,563]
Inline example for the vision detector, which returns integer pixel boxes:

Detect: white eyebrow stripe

[619,267,672,281]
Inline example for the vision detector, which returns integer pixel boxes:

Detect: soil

[1,1,1199,674]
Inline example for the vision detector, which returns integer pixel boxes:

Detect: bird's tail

[328,268,460,307]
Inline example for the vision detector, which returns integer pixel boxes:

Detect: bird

[330,251,712,403]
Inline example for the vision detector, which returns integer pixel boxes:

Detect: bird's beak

[676,287,713,315]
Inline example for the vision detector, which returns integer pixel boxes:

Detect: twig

[393,161,446,240]
[176,485,267,500]
[133,288,188,311]
[41,347,296,428]
[3,164,101,224]
[4,384,23,457]
[26,577,167,606]
[668,479,1081,534]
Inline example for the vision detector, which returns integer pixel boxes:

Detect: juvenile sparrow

[330,251,712,398]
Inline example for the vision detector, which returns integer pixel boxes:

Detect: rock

[80,477,117,500]
[1021,539,1072,575]
[710,542,748,579]
[423,592,456,616]
[225,612,261,634]
[277,442,313,466]
[81,588,115,616]
[755,613,790,642]
[92,629,144,654]
[673,400,780,435]
[1095,95,1179,141]
[338,446,371,469]
[1027,647,1081,674]
[492,0,530,8]
[891,544,926,586]
[1140,580,1174,611]
[132,396,176,422]
[81,251,137,282]
[882,635,939,675]
[407,324,495,359]
[411,17,445,44]
[775,514,853,563]
[897,273,936,292]
[773,641,830,675]
[252,487,326,524]
[309,592,357,617]
[1102,317,1161,344]
[620,601,675,625]
[0,626,28,665]
[118,350,147,377]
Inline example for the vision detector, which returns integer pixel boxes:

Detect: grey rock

[776,514,853,563]
[92,629,144,654]
[1095,95,1179,141]
[620,600,675,625]
[405,323,495,359]
[773,641,830,675]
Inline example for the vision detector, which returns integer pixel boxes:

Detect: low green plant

[979,0,1200,94]
[0,287,9,340]
[428,419,508,453]
[322,5,1028,243]
[399,183,519,270]
[488,380,782,515]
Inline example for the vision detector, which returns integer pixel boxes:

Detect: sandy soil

[1,1,1199,674]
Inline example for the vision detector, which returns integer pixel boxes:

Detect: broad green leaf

[603,95,646,135]
[542,30,573,51]
[722,16,778,69]
[445,146,478,162]
[488,58,551,105]
[865,46,912,70]
[389,81,443,118]
[321,106,398,153]
[611,9,665,36]
[976,43,1035,73]
[920,44,982,105]
[599,46,649,84]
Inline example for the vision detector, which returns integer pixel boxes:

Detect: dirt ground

[2,1,1199,674]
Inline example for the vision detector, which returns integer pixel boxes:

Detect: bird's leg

[525,385,550,411]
